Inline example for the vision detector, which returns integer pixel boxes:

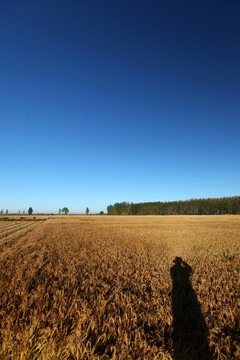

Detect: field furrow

[0,222,38,240]
[0,222,43,254]
[0,222,20,231]
[0,222,32,236]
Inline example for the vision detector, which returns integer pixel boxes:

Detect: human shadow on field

[170,257,212,360]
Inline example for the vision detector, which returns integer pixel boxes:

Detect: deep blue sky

[0,0,239,213]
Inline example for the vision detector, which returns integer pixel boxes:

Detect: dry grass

[0,215,239,359]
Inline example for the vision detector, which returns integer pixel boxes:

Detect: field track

[0,220,45,254]
[0,221,38,239]
[0,215,239,359]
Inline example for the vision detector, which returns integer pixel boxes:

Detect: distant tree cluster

[107,202,131,215]
[107,197,240,215]
[58,207,69,215]
[61,207,69,215]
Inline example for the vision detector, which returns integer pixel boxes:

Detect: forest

[107,196,240,215]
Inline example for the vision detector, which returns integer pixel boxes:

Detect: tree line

[0,207,106,215]
[107,196,240,215]
[0,207,33,215]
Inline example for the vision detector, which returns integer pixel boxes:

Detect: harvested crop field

[0,215,239,359]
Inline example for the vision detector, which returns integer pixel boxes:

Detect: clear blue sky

[0,0,239,213]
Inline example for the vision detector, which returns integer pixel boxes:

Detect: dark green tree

[107,205,116,215]
[28,207,33,215]
[86,207,89,215]
[62,207,69,215]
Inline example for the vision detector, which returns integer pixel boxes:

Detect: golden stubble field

[0,215,239,359]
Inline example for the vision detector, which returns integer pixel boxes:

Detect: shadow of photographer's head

[173,257,182,265]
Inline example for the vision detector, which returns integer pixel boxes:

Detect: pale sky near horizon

[0,0,239,213]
